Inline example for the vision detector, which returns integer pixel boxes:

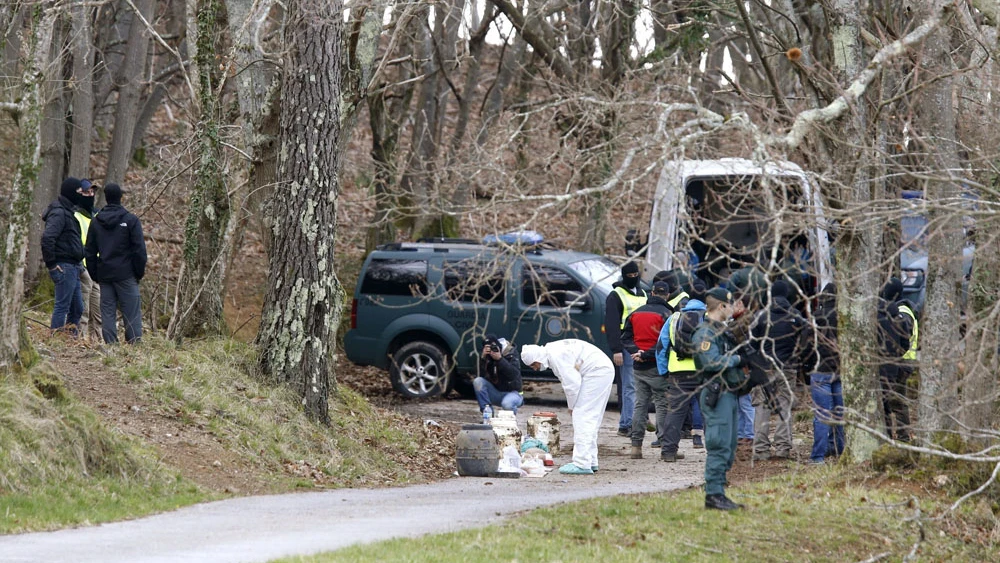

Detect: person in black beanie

[605,261,648,436]
[73,179,103,341]
[41,177,88,334]
[85,183,147,344]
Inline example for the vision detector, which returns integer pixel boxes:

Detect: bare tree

[256,0,346,423]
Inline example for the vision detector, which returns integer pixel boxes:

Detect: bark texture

[256,0,344,423]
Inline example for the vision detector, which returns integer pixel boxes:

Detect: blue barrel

[455,424,500,476]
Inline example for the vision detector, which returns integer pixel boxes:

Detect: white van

[634,158,833,295]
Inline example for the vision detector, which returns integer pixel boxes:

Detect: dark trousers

[702,390,738,496]
[879,363,911,441]
[100,278,143,344]
[663,376,702,455]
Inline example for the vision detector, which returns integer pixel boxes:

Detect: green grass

[107,335,438,488]
[0,361,210,533]
[279,467,997,562]
[2,328,445,533]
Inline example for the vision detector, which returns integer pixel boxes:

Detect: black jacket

[604,283,647,354]
[811,291,840,376]
[621,295,672,370]
[41,196,85,268]
[877,299,913,359]
[85,204,148,283]
[751,295,810,370]
[478,342,522,393]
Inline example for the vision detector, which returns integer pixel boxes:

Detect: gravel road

[0,384,707,562]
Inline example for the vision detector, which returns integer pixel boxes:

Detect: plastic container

[490,409,522,455]
[455,424,500,476]
[526,411,560,452]
[482,405,492,425]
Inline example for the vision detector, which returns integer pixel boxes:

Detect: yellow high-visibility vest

[898,304,919,361]
[614,286,647,329]
[74,210,92,266]
[667,312,696,373]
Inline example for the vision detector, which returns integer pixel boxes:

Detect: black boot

[705,494,743,511]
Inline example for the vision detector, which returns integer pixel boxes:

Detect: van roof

[662,158,807,179]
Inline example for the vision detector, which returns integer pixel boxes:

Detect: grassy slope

[0,333,451,534]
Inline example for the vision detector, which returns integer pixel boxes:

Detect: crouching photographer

[473,334,524,415]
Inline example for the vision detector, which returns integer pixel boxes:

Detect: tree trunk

[915,0,963,438]
[27,18,66,287]
[105,0,156,186]
[257,0,344,423]
[224,0,281,256]
[1,8,57,371]
[1,6,23,94]
[171,0,229,339]
[825,0,883,462]
[68,3,94,177]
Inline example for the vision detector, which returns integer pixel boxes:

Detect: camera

[485,343,500,354]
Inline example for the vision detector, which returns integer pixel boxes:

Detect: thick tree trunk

[826,0,883,462]
[915,0,963,437]
[171,0,229,339]
[105,0,156,186]
[1,8,57,371]
[257,0,344,423]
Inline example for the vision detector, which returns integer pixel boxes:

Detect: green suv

[343,238,620,398]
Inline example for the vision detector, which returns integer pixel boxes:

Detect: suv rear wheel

[389,341,451,399]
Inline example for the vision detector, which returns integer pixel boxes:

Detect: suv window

[360,258,428,296]
[521,265,583,308]
[443,260,505,304]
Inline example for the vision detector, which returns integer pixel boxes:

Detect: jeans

[49,262,83,332]
[630,366,670,446]
[618,352,635,430]
[100,278,143,344]
[473,377,524,414]
[810,373,844,462]
[738,394,755,439]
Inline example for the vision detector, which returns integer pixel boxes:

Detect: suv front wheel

[389,341,451,399]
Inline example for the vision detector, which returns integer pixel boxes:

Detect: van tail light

[350,298,358,329]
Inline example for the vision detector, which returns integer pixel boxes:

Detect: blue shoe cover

[559,463,594,475]
[591,466,599,472]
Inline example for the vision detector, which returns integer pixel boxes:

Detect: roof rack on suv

[415,237,481,245]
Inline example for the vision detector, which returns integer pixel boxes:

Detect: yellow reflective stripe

[667,313,696,372]
[899,305,919,360]
[74,211,91,267]
[615,287,647,329]
[667,291,689,309]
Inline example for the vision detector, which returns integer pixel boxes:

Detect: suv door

[438,258,509,372]
[512,262,604,351]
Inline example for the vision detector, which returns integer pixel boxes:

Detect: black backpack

[672,310,704,360]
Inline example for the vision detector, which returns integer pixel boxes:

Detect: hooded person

[807,282,844,463]
[876,277,915,442]
[521,340,614,475]
[85,183,148,344]
[604,261,647,437]
[41,177,88,333]
[73,179,103,341]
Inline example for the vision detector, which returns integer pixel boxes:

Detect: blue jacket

[655,299,706,375]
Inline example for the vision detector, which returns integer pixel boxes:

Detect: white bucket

[490,410,522,457]
[526,412,560,452]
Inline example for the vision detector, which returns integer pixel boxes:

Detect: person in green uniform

[693,287,746,511]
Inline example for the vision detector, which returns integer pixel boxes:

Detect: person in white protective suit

[521,340,615,475]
